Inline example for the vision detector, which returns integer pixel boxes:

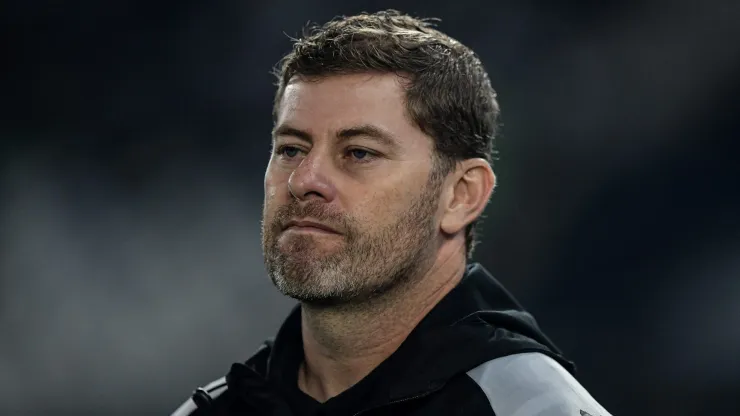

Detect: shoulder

[466,352,611,416]
[171,341,274,416]
[170,376,228,416]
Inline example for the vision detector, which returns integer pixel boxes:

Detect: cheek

[263,178,283,221]
[263,183,277,204]
[264,167,288,202]
[354,189,408,227]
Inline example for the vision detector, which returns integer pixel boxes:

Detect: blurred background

[2,0,739,415]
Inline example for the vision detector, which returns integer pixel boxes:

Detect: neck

[297,245,466,402]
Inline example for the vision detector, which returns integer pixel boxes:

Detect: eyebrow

[272,123,399,149]
[272,125,311,142]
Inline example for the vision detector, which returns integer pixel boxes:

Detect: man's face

[262,73,443,306]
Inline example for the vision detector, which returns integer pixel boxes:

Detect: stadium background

[2,0,739,414]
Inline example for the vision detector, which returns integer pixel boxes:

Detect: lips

[283,219,339,234]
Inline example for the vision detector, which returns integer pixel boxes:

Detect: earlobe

[440,159,495,236]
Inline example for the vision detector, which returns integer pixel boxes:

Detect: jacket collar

[261,263,574,402]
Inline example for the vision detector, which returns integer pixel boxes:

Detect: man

[172,10,611,416]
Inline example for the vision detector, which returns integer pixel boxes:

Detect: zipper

[351,383,446,416]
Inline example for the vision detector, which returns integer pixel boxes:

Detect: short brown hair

[272,9,500,258]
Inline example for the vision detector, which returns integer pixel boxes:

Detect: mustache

[273,201,349,232]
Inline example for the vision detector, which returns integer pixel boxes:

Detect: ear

[440,158,496,236]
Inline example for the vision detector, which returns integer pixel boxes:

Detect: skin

[262,72,495,402]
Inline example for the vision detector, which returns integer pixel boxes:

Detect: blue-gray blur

[2,1,739,415]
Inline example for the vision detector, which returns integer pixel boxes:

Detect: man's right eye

[276,146,302,158]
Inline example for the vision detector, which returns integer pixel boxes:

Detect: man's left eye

[350,149,369,159]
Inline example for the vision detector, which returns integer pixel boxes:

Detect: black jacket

[172,263,611,416]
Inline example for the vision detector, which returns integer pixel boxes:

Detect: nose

[287,153,337,202]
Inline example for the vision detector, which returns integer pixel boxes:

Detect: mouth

[283,219,340,235]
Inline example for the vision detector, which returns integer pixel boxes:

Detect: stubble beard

[261,179,441,308]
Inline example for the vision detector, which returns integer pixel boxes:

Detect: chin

[279,238,343,257]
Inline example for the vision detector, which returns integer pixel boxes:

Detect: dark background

[2,1,739,415]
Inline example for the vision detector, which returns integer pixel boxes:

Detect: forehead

[275,73,430,149]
